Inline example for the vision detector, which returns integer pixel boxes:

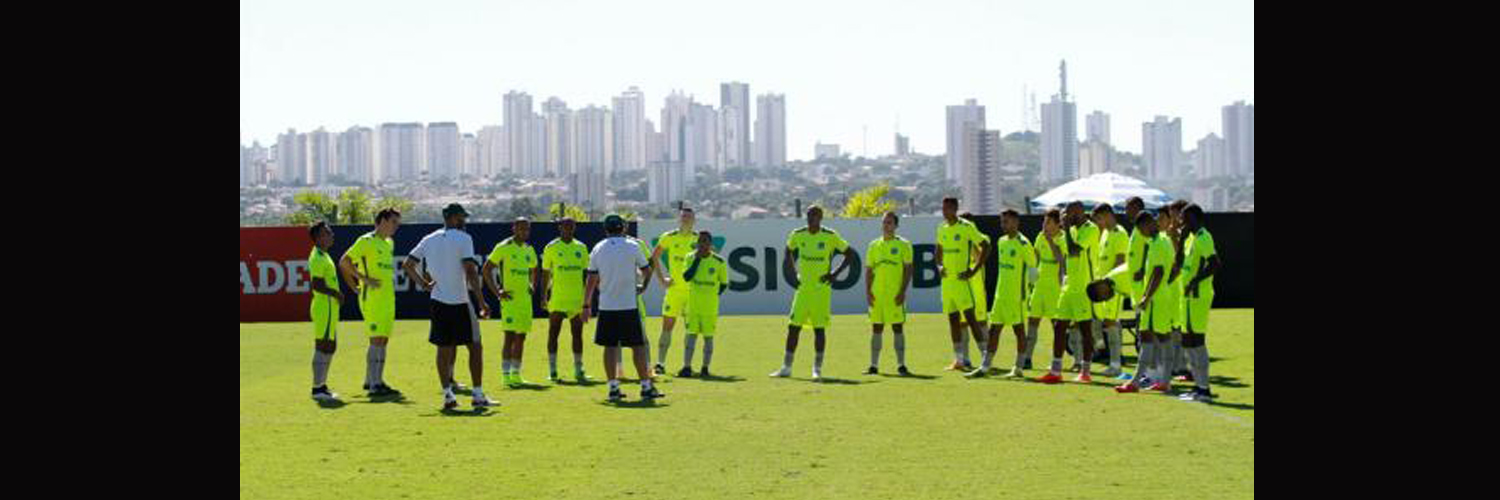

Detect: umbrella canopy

[1030,173,1173,212]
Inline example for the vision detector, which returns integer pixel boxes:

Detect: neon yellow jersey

[1034,231,1064,287]
[1183,229,1217,290]
[787,227,849,288]
[486,237,537,295]
[993,233,1036,301]
[1097,226,1128,279]
[866,236,914,296]
[654,229,699,288]
[542,238,589,299]
[936,219,986,279]
[1128,227,1150,283]
[1145,233,1175,296]
[683,252,729,308]
[308,247,339,306]
[343,232,394,295]
[1068,221,1101,280]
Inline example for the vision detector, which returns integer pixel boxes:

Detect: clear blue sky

[240,0,1254,159]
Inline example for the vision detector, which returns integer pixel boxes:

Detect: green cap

[442,203,469,218]
[603,213,625,231]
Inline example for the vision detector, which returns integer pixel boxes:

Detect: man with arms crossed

[865,212,914,376]
[584,214,664,402]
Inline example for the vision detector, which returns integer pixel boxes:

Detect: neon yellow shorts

[499,296,533,333]
[790,285,832,329]
[1057,290,1093,322]
[1096,293,1123,322]
[548,291,584,318]
[1029,280,1060,319]
[1142,294,1177,332]
[685,306,720,336]
[868,293,906,325]
[661,285,690,318]
[940,278,976,315]
[311,301,339,341]
[987,293,1027,327]
[961,277,988,325]
[1185,289,1213,334]
[359,293,395,337]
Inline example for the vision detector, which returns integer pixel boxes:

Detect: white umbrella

[1030,173,1173,211]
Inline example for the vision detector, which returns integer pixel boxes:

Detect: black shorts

[594,309,646,347]
[429,299,480,346]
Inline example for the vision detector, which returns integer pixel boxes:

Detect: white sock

[549,352,558,373]
[657,329,673,365]
[893,331,907,366]
[1107,325,1123,369]
[783,350,795,368]
[870,333,882,367]
[608,379,620,390]
[814,350,825,370]
[642,378,654,390]
[312,350,332,388]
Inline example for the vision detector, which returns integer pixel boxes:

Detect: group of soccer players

[304,195,1221,408]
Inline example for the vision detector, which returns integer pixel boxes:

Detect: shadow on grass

[354,394,415,405]
[426,406,497,417]
[1205,400,1255,411]
[314,399,348,409]
[803,377,874,385]
[877,372,940,380]
[553,379,603,387]
[505,383,553,391]
[596,398,669,409]
[690,374,746,383]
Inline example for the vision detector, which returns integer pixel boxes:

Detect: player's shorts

[311,300,339,342]
[790,284,832,329]
[661,285,690,318]
[1096,293,1123,322]
[429,299,480,346]
[548,291,584,318]
[1029,279,1060,319]
[940,278,977,315]
[1141,294,1175,333]
[685,306,720,336]
[499,295,533,334]
[987,293,1027,327]
[1185,289,1213,334]
[1057,290,1093,322]
[868,292,906,325]
[359,292,395,337]
[962,278,988,325]
[595,308,647,347]
[1165,283,1185,330]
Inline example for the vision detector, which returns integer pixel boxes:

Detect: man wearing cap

[402,203,495,410]
[583,214,664,402]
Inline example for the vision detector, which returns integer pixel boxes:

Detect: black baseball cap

[442,203,470,218]
[603,214,625,232]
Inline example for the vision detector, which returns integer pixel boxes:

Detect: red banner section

[240,227,318,322]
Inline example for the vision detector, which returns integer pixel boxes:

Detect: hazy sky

[240,0,1253,160]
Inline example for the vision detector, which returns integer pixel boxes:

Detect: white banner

[638,217,952,316]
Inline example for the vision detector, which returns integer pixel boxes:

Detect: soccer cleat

[769,366,791,378]
[962,361,975,372]
[945,360,965,371]
[897,365,912,376]
[472,391,497,408]
[1116,371,1135,381]
[548,371,561,382]
[575,367,590,383]
[641,386,665,399]
[811,368,823,381]
[1179,387,1216,402]
[1037,373,1063,384]
[1007,367,1024,378]
[1114,383,1140,393]
[1075,373,1093,383]
[442,391,458,410]
[678,367,694,378]
[311,386,340,401]
[607,388,625,402]
[865,366,878,375]
[1149,381,1172,393]
[964,368,989,378]
[654,364,666,376]
[369,384,402,397]
[699,367,711,378]
[1100,367,1123,378]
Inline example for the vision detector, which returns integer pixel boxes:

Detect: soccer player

[1158,200,1190,385]
[678,231,729,378]
[1115,211,1172,393]
[307,222,345,402]
[1178,204,1222,402]
[955,212,991,368]
[936,198,992,372]
[968,209,1036,378]
[1061,201,1101,373]
[1093,204,1130,377]
[403,204,494,410]
[1038,203,1100,384]
[539,217,591,383]
[650,207,699,375]
[338,208,403,398]
[864,211,914,376]
[482,218,539,388]
[584,214,663,402]
[1023,210,1066,372]
[769,205,854,381]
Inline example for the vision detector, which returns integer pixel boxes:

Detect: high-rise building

[275,129,304,185]
[378,122,424,182]
[661,91,691,168]
[1196,133,1226,179]
[1079,139,1111,178]
[570,105,612,211]
[504,91,535,177]
[688,102,720,175]
[460,133,479,178]
[894,133,910,157]
[1086,110,1111,145]
[645,119,663,167]
[242,141,269,186]
[543,97,572,178]
[337,126,373,184]
[612,86,647,174]
[719,82,751,168]
[946,99,985,183]
[530,114,546,179]
[648,162,686,205]
[1222,100,1254,176]
[1142,116,1183,181]
[477,126,504,178]
[1040,60,1078,182]
[754,93,786,169]
[425,122,460,180]
[961,128,1003,215]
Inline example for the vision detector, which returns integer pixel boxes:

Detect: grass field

[241,310,1253,499]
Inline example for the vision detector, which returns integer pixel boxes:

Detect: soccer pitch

[241,310,1254,499]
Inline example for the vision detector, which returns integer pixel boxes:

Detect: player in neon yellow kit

[770,205,854,381]
[1060,201,1101,374]
[1037,202,1101,384]
[968,209,1036,378]
[1092,204,1130,378]
[1177,204,1222,402]
[1116,211,1174,393]
[1157,201,1189,386]
[650,207,699,375]
[540,217,591,383]
[338,208,403,398]
[864,212,914,376]
[482,218,540,388]
[936,198,992,373]
[954,212,991,368]
[678,231,730,378]
[307,222,346,402]
[1023,210,1065,371]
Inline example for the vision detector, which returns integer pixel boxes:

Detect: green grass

[241,310,1253,499]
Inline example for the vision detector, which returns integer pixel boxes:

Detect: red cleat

[1037,373,1063,384]
[1114,383,1140,393]
[1149,382,1171,392]
[1075,373,1093,383]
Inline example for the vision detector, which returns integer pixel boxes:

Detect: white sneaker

[811,368,823,381]
[311,386,340,401]
[472,390,496,408]
[769,366,791,378]
[443,391,458,410]
[1100,367,1123,377]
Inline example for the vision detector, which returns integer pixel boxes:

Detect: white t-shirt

[588,236,649,311]
[408,228,479,305]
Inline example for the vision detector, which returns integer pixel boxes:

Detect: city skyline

[240,0,1254,160]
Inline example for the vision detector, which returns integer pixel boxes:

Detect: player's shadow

[355,395,414,405]
[314,399,348,409]
[803,377,872,385]
[429,407,497,417]
[597,398,669,409]
[1204,375,1249,388]
[1205,400,1255,410]
[555,379,603,387]
[693,374,746,383]
[507,383,552,391]
[878,373,939,380]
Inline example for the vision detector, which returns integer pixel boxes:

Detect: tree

[511,197,537,219]
[840,181,899,218]
[546,202,591,222]
[286,191,339,225]
[285,188,414,225]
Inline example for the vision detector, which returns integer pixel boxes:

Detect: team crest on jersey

[575,251,581,258]
[817,242,825,249]
[890,248,897,254]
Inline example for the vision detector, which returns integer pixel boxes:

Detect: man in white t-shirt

[402,203,495,411]
[584,214,664,403]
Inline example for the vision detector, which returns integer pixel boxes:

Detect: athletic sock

[814,350,825,371]
[1191,346,1210,391]
[1050,356,1063,374]
[608,379,620,390]
[313,350,332,388]
[683,334,698,368]
[549,352,558,374]
[657,329,673,366]
[870,332,883,367]
[1068,326,1082,365]
[783,350,795,369]
[1107,325,1123,369]
[642,378,654,391]
[364,345,377,387]
[702,337,715,369]
[1023,323,1039,362]
[893,332,907,366]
